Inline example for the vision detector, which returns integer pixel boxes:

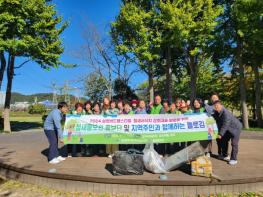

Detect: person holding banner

[117,100,124,115]
[193,98,205,113]
[110,100,119,115]
[150,95,165,155]
[169,102,181,115]
[162,100,170,114]
[93,102,101,115]
[135,100,147,114]
[193,98,212,157]
[150,95,165,115]
[68,102,85,157]
[123,102,134,115]
[175,98,182,111]
[213,100,242,165]
[84,100,93,115]
[180,99,192,114]
[102,97,119,157]
[131,99,138,113]
[83,100,93,156]
[44,102,68,164]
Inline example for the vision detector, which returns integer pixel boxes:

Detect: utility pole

[52,82,58,105]
[62,81,71,105]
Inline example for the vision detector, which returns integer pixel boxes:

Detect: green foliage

[10,92,83,104]
[28,104,46,115]
[84,73,109,102]
[111,0,162,71]
[113,78,138,101]
[0,0,70,68]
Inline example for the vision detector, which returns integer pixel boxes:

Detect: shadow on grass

[10,121,43,132]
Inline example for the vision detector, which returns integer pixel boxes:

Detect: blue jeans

[44,130,59,161]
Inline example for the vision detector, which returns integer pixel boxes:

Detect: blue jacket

[135,108,147,114]
[44,109,63,139]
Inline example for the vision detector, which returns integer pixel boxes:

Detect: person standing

[193,98,212,157]
[162,100,170,114]
[169,102,181,115]
[193,98,205,113]
[213,100,242,165]
[150,95,165,155]
[44,102,68,164]
[135,100,147,114]
[150,95,165,115]
[84,100,93,115]
[131,99,138,113]
[68,102,85,157]
[83,100,93,156]
[117,100,124,115]
[102,97,119,157]
[110,100,119,115]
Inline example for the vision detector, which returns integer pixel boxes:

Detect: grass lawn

[243,128,263,132]
[9,111,43,132]
[0,177,262,197]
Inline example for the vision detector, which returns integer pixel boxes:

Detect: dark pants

[154,143,166,155]
[222,131,240,160]
[67,144,80,157]
[44,130,59,161]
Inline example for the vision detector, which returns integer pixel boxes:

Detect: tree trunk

[189,55,197,103]
[3,54,15,133]
[165,47,172,102]
[148,65,154,103]
[253,62,263,127]
[237,36,249,129]
[0,51,6,90]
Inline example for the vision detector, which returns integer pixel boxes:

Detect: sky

[2,0,146,96]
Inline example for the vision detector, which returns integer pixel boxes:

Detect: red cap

[131,99,138,105]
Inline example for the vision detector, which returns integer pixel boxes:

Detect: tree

[159,0,223,102]
[84,73,108,102]
[0,0,69,132]
[113,78,138,101]
[111,0,162,102]
[77,22,139,100]
[234,0,263,127]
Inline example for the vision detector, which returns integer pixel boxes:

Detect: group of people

[43,93,242,166]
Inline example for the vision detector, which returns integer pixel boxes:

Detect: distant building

[11,102,30,111]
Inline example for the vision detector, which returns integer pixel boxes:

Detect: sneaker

[108,154,113,158]
[49,158,60,164]
[57,156,66,162]
[205,152,211,158]
[228,160,238,165]
[223,156,230,161]
[218,154,230,161]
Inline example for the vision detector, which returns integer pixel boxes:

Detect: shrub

[28,104,46,115]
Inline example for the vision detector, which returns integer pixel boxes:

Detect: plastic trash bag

[112,149,144,176]
[143,143,168,174]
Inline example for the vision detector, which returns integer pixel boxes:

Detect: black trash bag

[112,149,144,176]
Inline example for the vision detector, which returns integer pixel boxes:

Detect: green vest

[85,110,93,115]
[72,110,85,115]
[110,108,119,115]
[169,109,181,115]
[150,104,163,114]
[128,110,134,115]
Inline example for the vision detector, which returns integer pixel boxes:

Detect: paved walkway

[0,131,262,185]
